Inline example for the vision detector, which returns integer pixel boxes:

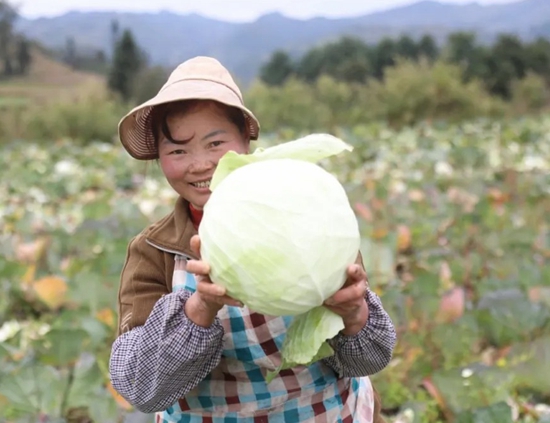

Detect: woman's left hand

[323,264,370,336]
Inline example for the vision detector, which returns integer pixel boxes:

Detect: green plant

[1,116,549,422]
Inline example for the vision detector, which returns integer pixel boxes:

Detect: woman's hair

[148,100,247,152]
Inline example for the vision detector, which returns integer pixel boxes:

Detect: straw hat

[118,56,261,160]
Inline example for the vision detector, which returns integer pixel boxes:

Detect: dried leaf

[96,308,116,328]
[447,187,479,213]
[20,263,36,289]
[437,287,466,323]
[364,179,376,192]
[60,257,72,272]
[408,189,425,202]
[397,224,412,252]
[32,275,68,310]
[439,261,454,290]
[354,202,373,222]
[371,197,385,211]
[372,286,384,297]
[15,236,49,263]
[10,349,25,361]
[422,377,452,420]
[480,347,498,366]
[372,227,389,240]
[408,320,420,332]
[487,188,510,205]
[404,347,423,365]
[528,286,550,307]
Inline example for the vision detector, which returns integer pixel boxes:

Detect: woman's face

[158,102,250,209]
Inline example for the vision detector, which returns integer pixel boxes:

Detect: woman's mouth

[190,180,211,189]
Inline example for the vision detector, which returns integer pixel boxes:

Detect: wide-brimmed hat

[118,56,261,160]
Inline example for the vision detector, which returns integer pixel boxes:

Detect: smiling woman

[109,56,396,423]
[150,100,251,210]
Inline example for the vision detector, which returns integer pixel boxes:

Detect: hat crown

[162,56,243,100]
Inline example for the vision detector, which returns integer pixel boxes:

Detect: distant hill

[15,0,550,84]
[0,46,105,105]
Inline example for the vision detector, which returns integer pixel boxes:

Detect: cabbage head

[199,134,360,381]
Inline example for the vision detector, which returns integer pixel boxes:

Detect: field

[0,116,549,422]
[0,47,104,102]
[0,47,108,142]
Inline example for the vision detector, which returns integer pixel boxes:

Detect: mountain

[355,0,550,30]
[15,0,550,84]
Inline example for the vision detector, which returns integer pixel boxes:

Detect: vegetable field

[1,117,549,423]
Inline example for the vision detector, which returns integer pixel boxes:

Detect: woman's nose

[188,155,215,173]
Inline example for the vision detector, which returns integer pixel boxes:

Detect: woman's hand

[324,263,370,336]
[184,235,243,327]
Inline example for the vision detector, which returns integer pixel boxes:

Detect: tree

[0,0,17,76]
[395,35,419,60]
[369,58,499,128]
[296,37,371,84]
[296,47,325,83]
[259,50,294,86]
[0,1,32,77]
[73,48,109,74]
[132,65,169,104]
[446,32,478,64]
[326,37,370,83]
[15,36,30,74]
[491,34,527,79]
[524,37,550,79]
[445,31,488,82]
[417,34,439,61]
[485,34,528,98]
[110,19,120,58]
[107,29,143,101]
[64,36,77,69]
[371,38,397,79]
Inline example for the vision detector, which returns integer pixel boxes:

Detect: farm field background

[0,114,549,422]
[1,5,550,420]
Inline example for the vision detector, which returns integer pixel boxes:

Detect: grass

[0,46,112,142]
[0,46,106,106]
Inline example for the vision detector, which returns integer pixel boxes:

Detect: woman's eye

[170,149,186,155]
[210,141,223,148]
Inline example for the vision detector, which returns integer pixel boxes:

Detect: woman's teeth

[192,180,211,189]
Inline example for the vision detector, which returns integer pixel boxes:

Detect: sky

[20,0,519,21]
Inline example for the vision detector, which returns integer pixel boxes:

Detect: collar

[188,203,204,230]
[145,196,198,259]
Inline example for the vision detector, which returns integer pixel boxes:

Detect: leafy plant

[1,116,549,422]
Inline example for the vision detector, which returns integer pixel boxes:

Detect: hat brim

[118,79,260,160]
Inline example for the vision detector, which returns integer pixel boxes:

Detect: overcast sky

[20,0,518,21]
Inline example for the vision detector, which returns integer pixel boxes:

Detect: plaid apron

[156,255,374,423]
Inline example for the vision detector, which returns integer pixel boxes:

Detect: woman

[110,56,396,423]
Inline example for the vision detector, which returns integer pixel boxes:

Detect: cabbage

[199,134,360,381]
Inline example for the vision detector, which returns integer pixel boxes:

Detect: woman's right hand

[184,235,243,327]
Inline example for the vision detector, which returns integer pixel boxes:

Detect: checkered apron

[156,255,374,423]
